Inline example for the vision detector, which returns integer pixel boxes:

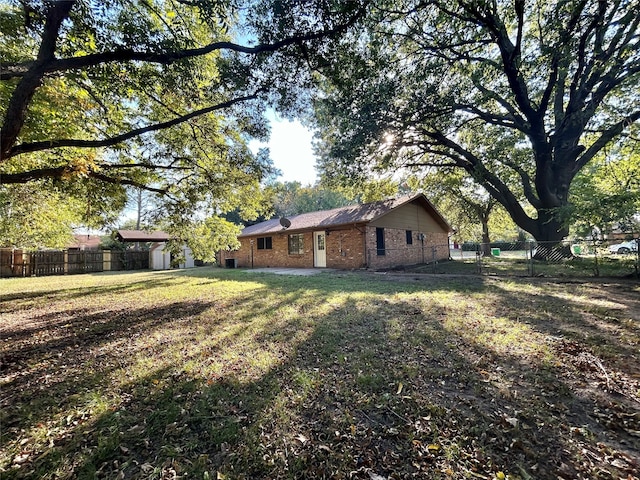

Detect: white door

[314,231,327,267]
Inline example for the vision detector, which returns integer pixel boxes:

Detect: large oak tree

[313,0,640,243]
[0,0,365,248]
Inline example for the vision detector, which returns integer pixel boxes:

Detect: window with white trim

[288,234,304,255]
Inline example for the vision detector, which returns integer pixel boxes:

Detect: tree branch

[461,2,536,122]
[6,93,260,158]
[99,163,191,171]
[468,80,526,130]
[0,4,369,81]
[1,1,369,160]
[576,110,640,173]
[422,128,538,233]
[0,1,73,160]
[455,103,520,130]
[88,171,168,194]
[0,164,167,194]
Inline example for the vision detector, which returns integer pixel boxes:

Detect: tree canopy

[567,126,640,238]
[313,0,640,243]
[0,0,366,248]
[407,170,500,251]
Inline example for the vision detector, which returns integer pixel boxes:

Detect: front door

[314,231,327,267]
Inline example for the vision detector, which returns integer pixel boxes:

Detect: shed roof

[116,230,170,242]
[239,194,451,237]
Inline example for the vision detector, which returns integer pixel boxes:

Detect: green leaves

[164,216,241,263]
[0,184,78,249]
[1,0,371,250]
[313,0,640,242]
[568,129,640,236]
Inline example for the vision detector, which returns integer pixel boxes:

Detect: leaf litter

[0,270,638,479]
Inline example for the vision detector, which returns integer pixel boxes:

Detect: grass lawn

[1,268,639,479]
[413,251,640,279]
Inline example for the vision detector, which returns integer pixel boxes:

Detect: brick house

[226,194,452,270]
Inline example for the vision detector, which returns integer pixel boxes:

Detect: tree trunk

[136,188,142,230]
[533,212,569,243]
[531,210,573,260]
[481,217,492,256]
[0,1,75,160]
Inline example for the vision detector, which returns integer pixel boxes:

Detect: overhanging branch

[7,93,260,158]
[0,165,167,194]
[0,4,369,80]
[576,110,640,172]
[88,171,167,194]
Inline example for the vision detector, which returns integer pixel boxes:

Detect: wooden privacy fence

[0,249,150,278]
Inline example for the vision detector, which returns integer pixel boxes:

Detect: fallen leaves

[1,271,639,479]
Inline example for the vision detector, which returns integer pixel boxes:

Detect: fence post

[635,239,640,278]
[23,250,29,277]
[528,241,534,276]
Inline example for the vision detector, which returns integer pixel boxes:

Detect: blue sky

[250,113,318,186]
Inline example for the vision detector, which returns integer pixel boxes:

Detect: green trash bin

[491,248,501,256]
[572,245,581,255]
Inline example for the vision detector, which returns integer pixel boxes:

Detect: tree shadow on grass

[1,300,218,445]
[0,277,320,458]
[0,273,197,312]
[486,279,640,373]
[1,270,638,479]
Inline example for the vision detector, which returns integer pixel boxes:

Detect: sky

[250,113,319,185]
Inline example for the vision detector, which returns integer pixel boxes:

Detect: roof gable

[70,235,103,249]
[239,194,451,237]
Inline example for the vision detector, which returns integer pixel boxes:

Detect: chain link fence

[397,238,639,279]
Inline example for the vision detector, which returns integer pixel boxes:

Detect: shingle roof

[116,230,170,242]
[70,234,103,249]
[239,194,450,237]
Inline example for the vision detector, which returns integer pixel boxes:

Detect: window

[406,230,413,245]
[288,234,304,255]
[257,236,272,250]
[376,227,385,256]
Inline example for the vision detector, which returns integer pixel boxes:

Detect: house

[69,234,103,250]
[115,229,196,270]
[224,194,451,270]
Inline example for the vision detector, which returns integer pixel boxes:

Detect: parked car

[608,239,639,254]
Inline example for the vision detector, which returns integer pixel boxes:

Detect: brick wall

[325,226,366,269]
[365,227,449,269]
[231,232,313,268]
[222,226,369,269]
[221,225,449,270]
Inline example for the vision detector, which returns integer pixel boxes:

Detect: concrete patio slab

[243,268,336,276]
